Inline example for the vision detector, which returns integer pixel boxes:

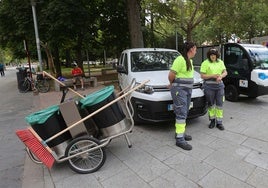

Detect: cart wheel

[65,136,106,174]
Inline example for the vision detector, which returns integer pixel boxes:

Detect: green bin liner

[25,104,72,147]
[78,85,126,129]
[79,85,114,109]
[25,105,60,125]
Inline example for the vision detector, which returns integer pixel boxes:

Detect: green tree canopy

[0,0,268,71]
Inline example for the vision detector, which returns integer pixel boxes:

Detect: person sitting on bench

[71,62,84,91]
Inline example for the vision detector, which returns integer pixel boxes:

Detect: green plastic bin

[79,86,125,129]
[25,105,72,147]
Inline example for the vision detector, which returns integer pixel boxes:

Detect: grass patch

[60,65,118,82]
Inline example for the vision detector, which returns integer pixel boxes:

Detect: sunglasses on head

[210,49,217,52]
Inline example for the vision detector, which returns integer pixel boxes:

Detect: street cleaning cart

[16,72,149,174]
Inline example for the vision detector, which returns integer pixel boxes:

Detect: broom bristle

[16,129,55,168]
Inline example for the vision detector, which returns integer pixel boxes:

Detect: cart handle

[116,78,136,97]
[44,79,150,144]
[43,71,85,98]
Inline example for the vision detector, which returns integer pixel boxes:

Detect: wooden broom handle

[43,71,85,98]
[45,79,150,143]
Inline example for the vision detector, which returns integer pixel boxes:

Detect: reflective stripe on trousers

[172,83,193,88]
[208,105,223,122]
[205,88,224,124]
[174,78,194,84]
[175,119,186,137]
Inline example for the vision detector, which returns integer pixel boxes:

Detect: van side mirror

[117,65,127,74]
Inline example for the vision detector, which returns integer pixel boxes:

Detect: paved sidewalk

[22,85,268,188]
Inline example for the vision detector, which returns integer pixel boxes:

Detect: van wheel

[225,85,239,102]
[248,96,257,99]
[132,111,142,125]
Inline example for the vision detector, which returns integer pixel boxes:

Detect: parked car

[117,48,207,124]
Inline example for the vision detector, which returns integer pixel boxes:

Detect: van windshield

[248,48,268,69]
[130,51,179,72]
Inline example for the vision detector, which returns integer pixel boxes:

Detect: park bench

[54,77,97,91]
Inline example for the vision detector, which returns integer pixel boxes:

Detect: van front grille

[151,83,203,92]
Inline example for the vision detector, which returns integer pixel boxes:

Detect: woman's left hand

[216,75,222,83]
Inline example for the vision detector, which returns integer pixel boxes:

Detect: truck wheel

[225,85,239,102]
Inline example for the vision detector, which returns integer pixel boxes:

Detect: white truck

[117,48,207,124]
[193,43,268,101]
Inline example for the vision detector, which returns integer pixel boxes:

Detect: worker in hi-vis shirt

[168,42,197,151]
[200,48,227,131]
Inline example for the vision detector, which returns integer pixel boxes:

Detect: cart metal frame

[26,77,148,174]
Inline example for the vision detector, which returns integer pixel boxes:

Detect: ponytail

[182,42,195,71]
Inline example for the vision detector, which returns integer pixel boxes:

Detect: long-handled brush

[16,127,56,168]
[16,79,149,169]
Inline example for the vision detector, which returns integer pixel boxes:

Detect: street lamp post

[175,26,178,51]
[31,0,43,71]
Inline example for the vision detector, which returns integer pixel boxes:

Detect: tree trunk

[126,0,144,48]
[75,34,84,74]
[52,46,61,77]
[150,12,155,47]
[40,42,56,75]
[65,49,71,67]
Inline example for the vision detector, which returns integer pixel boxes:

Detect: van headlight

[136,84,154,94]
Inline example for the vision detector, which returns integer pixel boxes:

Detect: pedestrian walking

[200,48,227,130]
[0,63,5,76]
[168,42,197,150]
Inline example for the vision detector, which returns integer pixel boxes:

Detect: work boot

[176,137,192,150]
[216,124,225,130]
[209,119,216,129]
[174,133,192,141]
[184,134,192,141]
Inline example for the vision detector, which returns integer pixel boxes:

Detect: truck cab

[222,43,268,101]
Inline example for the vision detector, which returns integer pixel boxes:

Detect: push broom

[16,127,55,168]
[16,79,149,169]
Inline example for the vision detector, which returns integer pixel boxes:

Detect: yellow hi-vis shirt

[200,59,226,75]
[170,56,194,78]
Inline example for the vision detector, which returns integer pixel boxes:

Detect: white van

[193,43,268,101]
[117,48,207,124]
